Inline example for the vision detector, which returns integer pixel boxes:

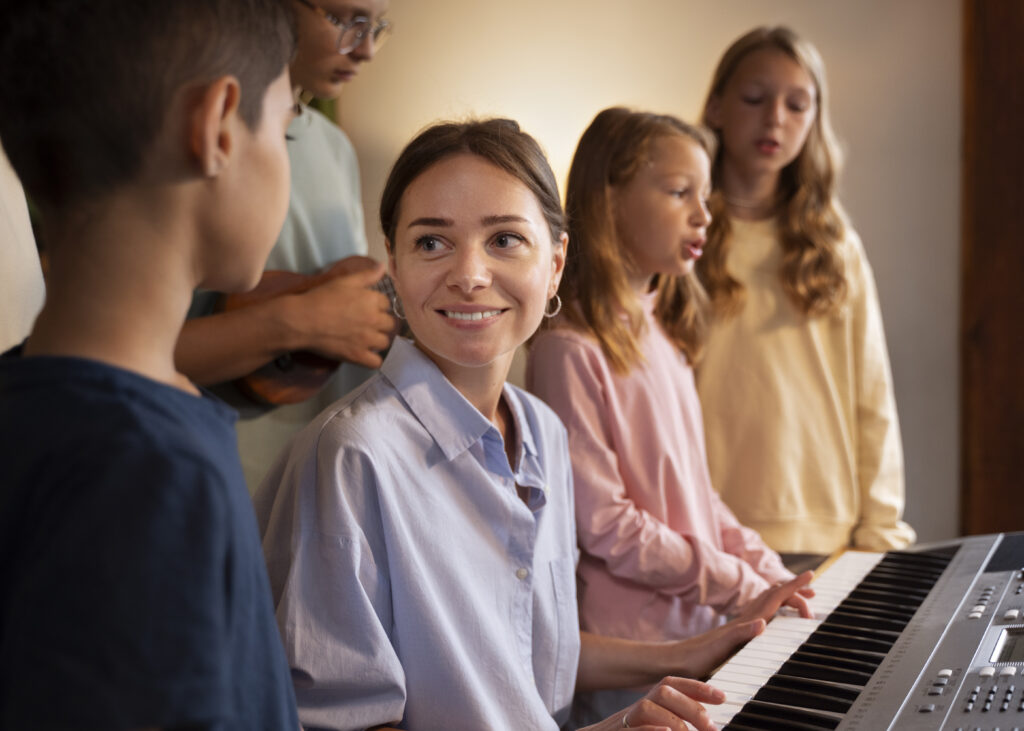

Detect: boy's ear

[189,76,243,177]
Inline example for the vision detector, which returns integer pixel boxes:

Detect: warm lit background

[336,0,962,544]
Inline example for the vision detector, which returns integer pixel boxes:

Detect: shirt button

[516,568,529,580]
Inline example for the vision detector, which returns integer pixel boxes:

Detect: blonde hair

[698,26,848,318]
[546,107,713,373]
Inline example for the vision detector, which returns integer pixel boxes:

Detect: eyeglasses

[294,0,392,55]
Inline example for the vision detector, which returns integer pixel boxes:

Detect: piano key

[729,699,842,729]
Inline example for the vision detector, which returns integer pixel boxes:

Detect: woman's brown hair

[380,118,565,250]
[698,25,848,318]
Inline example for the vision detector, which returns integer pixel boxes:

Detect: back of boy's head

[0,0,296,219]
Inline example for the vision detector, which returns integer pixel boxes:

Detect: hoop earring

[391,294,406,320]
[544,294,562,318]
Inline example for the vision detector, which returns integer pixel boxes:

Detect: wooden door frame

[960,0,1024,534]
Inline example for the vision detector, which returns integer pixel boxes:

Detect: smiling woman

[254,117,813,731]
[386,153,565,395]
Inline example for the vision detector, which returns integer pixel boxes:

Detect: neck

[415,342,512,430]
[719,160,781,221]
[627,271,656,298]
[25,197,200,394]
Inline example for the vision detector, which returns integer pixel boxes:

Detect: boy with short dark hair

[0,1,302,727]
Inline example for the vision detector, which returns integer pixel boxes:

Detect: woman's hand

[580,677,725,731]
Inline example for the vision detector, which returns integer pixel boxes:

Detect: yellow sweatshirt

[696,217,915,554]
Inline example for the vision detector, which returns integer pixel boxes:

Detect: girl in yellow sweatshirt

[696,26,915,566]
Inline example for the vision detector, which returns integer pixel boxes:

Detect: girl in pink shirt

[527,107,813,720]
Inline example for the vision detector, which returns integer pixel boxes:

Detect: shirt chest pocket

[533,554,581,721]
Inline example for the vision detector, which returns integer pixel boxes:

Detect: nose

[446,245,492,293]
[347,31,376,61]
[692,198,712,228]
[766,96,785,126]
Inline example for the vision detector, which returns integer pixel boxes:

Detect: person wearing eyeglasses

[176,0,397,491]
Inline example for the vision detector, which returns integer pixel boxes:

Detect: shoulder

[304,106,357,158]
[530,325,602,362]
[529,325,612,386]
[282,372,421,490]
[835,223,877,299]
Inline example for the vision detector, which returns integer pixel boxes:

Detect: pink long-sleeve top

[526,293,792,641]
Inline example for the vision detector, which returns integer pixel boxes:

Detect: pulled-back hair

[698,25,848,318]
[549,106,713,373]
[0,0,296,216]
[380,118,565,248]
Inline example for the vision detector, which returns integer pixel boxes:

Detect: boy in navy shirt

[0,1,301,728]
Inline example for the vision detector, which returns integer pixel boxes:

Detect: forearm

[577,631,684,692]
[175,298,299,386]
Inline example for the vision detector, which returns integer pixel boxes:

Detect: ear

[385,238,399,280]
[189,75,243,177]
[705,96,723,129]
[549,231,568,297]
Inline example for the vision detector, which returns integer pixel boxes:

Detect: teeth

[444,310,501,321]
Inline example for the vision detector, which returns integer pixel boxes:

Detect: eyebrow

[406,214,532,229]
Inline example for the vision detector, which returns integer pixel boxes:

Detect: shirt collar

[380,338,543,488]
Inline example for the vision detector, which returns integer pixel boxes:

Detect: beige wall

[338,0,962,543]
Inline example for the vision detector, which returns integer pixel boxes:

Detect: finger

[325,254,382,277]
[374,312,398,332]
[727,616,766,643]
[633,684,721,731]
[784,592,814,618]
[791,570,814,588]
[344,349,384,369]
[337,262,387,287]
[655,677,727,706]
[366,331,393,352]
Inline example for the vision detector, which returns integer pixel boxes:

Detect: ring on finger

[622,712,630,728]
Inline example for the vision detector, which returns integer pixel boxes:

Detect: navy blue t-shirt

[0,349,299,730]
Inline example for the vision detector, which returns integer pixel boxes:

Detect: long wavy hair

[698,26,848,318]
[543,107,713,373]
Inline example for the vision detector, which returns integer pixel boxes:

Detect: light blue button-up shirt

[256,338,580,730]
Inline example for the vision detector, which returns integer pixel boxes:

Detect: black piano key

[753,686,851,714]
[768,674,860,701]
[879,547,957,569]
[815,620,899,644]
[730,699,841,729]
[872,561,950,577]
[791,648,880,675]
[845,586,923,610]
[832,597,917,622]
[806,628,892,655]
[859,568,933,586]
[757,675,859,712]
[825,609,908,634]
[777,658,874,686]
[854,578,930,600]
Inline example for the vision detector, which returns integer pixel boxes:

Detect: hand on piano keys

[704,549,951,730]
[738,570,817,622]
